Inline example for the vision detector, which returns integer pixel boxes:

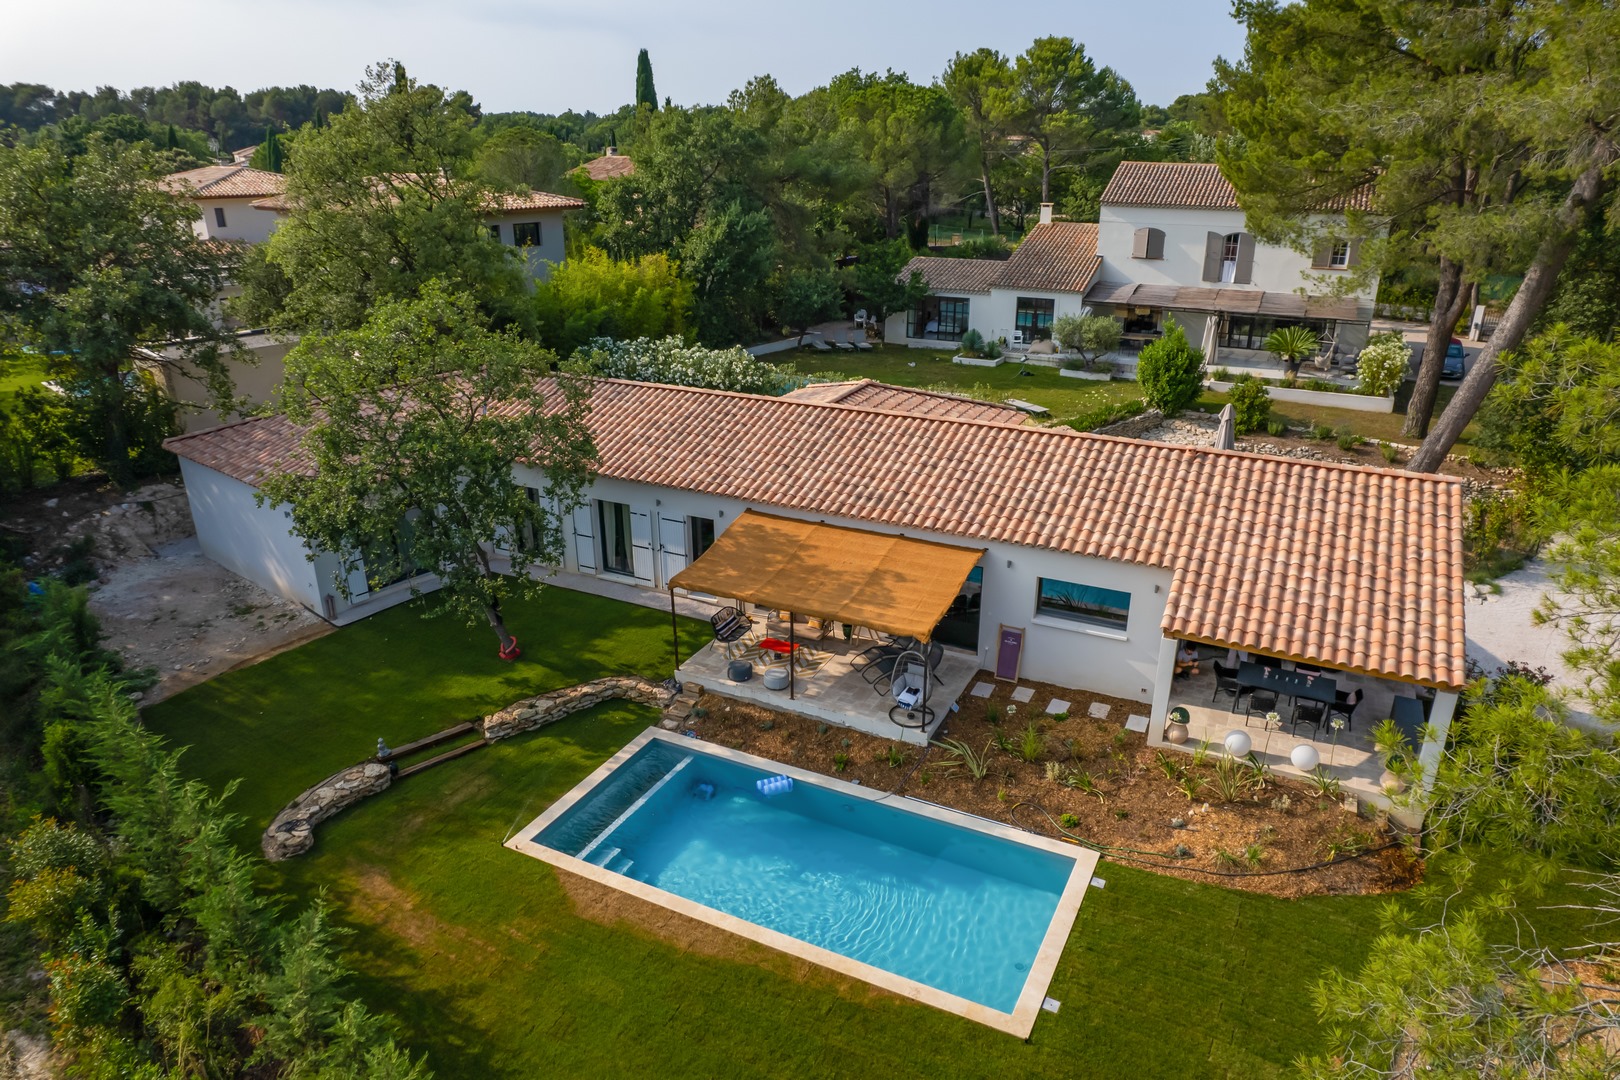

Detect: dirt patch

[1,476,329,704]
[684,674,1420,900]
[348,868,500,964]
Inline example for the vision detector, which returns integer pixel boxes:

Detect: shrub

[1308,421,1335,440]
[574,336,793,395]
[1262,324,1319,379]
[960,328,985,356]
[984,337,1003,361]
[1379,442,1402,464]
[1058,812,1080,830]
[1051,313,1121,363]
[948,236,1012,260]
[1265,418,1288,436]
[1067,397,1148,433]
[1356,331,1411,398]
[1335,427,1365,451]
[533,247,692,357]
[1227,374,1271,434]
[1134,317,1205,414]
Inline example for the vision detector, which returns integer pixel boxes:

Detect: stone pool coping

[504,727,1099,1038]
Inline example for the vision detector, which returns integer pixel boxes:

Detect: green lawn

[784,346,1143,424]
[145,586,1597,1079]
[0,352,50,402]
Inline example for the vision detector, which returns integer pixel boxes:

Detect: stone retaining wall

[262,675,673,861]
[1094,408,1165,439]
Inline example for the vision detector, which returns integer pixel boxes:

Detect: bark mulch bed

[682,672,1421,899]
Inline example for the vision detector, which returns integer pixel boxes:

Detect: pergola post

[1146,635,1178,743]
[788,613,796,700]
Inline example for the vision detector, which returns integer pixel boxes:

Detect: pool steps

[576,754,693,864]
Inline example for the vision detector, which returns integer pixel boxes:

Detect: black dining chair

[1211,660,1242,709]
[1244,689,1279,727]
[1328,688,1363,730]
[1291,699,1328,735]
[709,606,752,644]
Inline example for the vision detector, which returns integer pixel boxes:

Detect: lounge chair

[834,341,856,352]
[810,339,834,353]
[855,340,875,351]
[709,606,753,645]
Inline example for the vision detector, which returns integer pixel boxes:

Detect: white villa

[887,160,1377,367]
[163,375,1467,806]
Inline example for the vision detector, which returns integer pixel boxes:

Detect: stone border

[262,675,672,861]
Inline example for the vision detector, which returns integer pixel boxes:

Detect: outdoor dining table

[1237,661,1337,706]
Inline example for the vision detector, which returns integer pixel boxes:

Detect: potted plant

[952,328,1003,367]
[1370,717,1416,794]
[1164,706,1190,744]
[1262,325,1320,380]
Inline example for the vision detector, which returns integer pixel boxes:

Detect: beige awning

[668,510,986,642]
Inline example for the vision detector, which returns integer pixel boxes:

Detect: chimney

[604,146,617,157]
[1039,202,1054,225]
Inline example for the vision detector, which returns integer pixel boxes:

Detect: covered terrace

[667,511,985,745]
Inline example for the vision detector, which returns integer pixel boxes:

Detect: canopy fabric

[668,510,985,642]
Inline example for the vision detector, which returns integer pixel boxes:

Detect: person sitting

[1174,642,1201,678]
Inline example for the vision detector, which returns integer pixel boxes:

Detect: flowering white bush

[1356,332,1412,398]
[578,336,794,396]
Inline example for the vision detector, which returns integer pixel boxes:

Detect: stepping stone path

[970,681,995,698]
[1045,698,1071,715]
[662,681,703,730]
[1010,686,1035,703]
[1125,714,1150,733]
[1088,701,1111,719]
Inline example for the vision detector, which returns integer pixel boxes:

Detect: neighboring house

[889,160,1378,365]
[575,146,635,182]
[161,164,288,244]
[162,375,1466,786]
[230,145,258,165]
[884,208,1101,348]
[1090,160,1377,362]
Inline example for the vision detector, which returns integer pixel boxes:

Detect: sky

[4,1,1248,114]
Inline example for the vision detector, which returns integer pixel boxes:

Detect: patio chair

[1243,689,1279,727]
[855,340,875,351]
[1328,687,1364,730]
[1290,699,1328,735]
[709,606,753,645]
[1211,660,1243,708]
[861,652,902,693]
[834,341,856,351]
[810,339,834,353]
[925,641,945,673]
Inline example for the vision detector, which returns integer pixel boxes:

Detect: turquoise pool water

[535,739,1077,1013]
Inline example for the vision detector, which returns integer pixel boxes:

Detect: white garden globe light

[1223,730,1252,757]
[1290,744,1321,771]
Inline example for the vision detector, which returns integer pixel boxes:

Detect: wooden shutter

[1145,228,1164,260]
[1312,240,1333,269]
[1132,227,1149,258]
[1233,233,1256,284]
[1346,239,1363,268]
[572,502,596,573]
[1202,232,1224,281]
[658,513,687,585]
[629,508,654,581]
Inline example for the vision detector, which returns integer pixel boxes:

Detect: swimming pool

[506,730,1097,1035]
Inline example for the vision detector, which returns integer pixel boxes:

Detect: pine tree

[635,49,657,111]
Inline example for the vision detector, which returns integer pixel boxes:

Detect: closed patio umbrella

[1215,403,1236,451]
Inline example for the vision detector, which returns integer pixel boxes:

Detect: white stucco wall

[153,336,292,432]
[490,209,568,280]
[512,470,1172,702]
[1097,205,1377,300]
[180,458,323,611]
[192,199,282,244]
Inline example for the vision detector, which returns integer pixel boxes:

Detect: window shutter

[1346,238,1362,268]
[1312,240,1333,268]
[1233,233,1256,284]
[1132,227,1150,259]
[1202,231,1224,282]
[1146,228,1164,260]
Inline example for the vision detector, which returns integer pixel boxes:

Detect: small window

[512,222,541,247]
[488,224,502,242]
[1329,240,1351,269]
[213,207,227,228]
[688,516,716,561]
[1036,577,1131,630]
[1221,232,1241,283]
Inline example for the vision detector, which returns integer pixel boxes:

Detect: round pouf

[727,659,753,682]
[762,667,790,691]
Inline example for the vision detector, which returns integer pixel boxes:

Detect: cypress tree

[635,48,657,111]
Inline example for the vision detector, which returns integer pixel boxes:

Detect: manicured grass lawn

[783,346,1143,423]
[146,586,1599,1079]
[0,353,50,402]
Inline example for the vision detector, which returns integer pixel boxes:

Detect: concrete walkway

[540,568,722,621]
[1465,559,1605,730]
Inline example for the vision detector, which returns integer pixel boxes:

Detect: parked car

[1442,339,1467,379]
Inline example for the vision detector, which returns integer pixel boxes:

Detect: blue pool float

[755,775,793,797]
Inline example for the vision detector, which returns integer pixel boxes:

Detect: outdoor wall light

[1006,559,1013,569]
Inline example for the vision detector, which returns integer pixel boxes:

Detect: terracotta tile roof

[166,381,1466,688]
[903,222,1102,296]
[782,379,1026,425]
[576,153,635,181]
[162,164,287,200]
[1101,161,1375,213]
[899,256,1004,294]
[250,183,584,214]
[999,222,1102,292]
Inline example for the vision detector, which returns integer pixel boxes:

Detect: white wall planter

[952,355,1003,367]
[1205,379,1396,414]
[1058,368,1113,381]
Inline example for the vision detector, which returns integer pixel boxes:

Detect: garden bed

[951,354,1003,367]
[1206,377,1395,413]
[683,674,1420,900]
